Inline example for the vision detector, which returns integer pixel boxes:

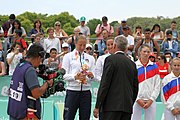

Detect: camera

[37,64,66,98]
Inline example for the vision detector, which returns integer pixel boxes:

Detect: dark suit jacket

[95,52,138,113]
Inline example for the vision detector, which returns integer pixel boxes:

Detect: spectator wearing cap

[149,52,156,62]
[85,43,99,61]
[116,19,127,36]
[85,43,92,55]
[135,28,160,58]
[121,25,134,56]
[57,42,69,69]
[54,21,68,46]
[2,14,16,38]
[95,16,114,44]
[78,16,90,43]
[162,30,178,58]
[165,20,179,41]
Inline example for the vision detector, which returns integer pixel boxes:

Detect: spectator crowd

[1,14,180,120]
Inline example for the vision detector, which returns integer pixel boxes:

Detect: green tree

[63,23,74,35]
[86,18,101,36]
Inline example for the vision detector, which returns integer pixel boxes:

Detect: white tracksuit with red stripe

[161,72,180,120]
[131,60,161,120]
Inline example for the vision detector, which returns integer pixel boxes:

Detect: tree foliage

[86,18,101,35]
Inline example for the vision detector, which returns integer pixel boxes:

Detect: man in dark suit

[93,35,139,120]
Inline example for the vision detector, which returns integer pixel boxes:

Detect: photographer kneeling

[7,44,53,120]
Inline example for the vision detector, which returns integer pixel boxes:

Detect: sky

[1,0,180,22]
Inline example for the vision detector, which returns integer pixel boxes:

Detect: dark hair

[144,28,151,32]
[135,25,142,29]
[9,14,16,20]
[15,29,22,37]
[50,48,57,53]
[26,44,45,58]
[10,42,23,51]
[160,55,167,63]
[34,20,42,29]
[12,19,21,34]
[151,24,161,32]
[102,16,108,21]
[171,20,176,24]
[166,30,172,35]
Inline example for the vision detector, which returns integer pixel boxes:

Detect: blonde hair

[54,21,61,27]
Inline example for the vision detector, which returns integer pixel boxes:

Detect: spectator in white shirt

[121,26,134,56]
[6,42,25,75]
[43,28,61,58]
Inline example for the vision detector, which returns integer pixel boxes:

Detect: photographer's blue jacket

[7,61,41,119]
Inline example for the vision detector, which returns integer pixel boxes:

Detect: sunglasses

[56,24,60,26]
[158,58,161,60]
[149,56,155,58]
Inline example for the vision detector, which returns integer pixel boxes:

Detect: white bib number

[9,88,22,101]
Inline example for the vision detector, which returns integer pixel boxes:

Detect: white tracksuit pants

[131,101,156,120]
[164,108,180,120]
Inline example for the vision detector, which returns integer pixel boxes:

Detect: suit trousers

[131,101,156,120]
[63,90,91,120]
[102,111,132,120]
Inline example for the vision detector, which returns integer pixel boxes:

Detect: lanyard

[79,52,85,67]
[75,51,85,67]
